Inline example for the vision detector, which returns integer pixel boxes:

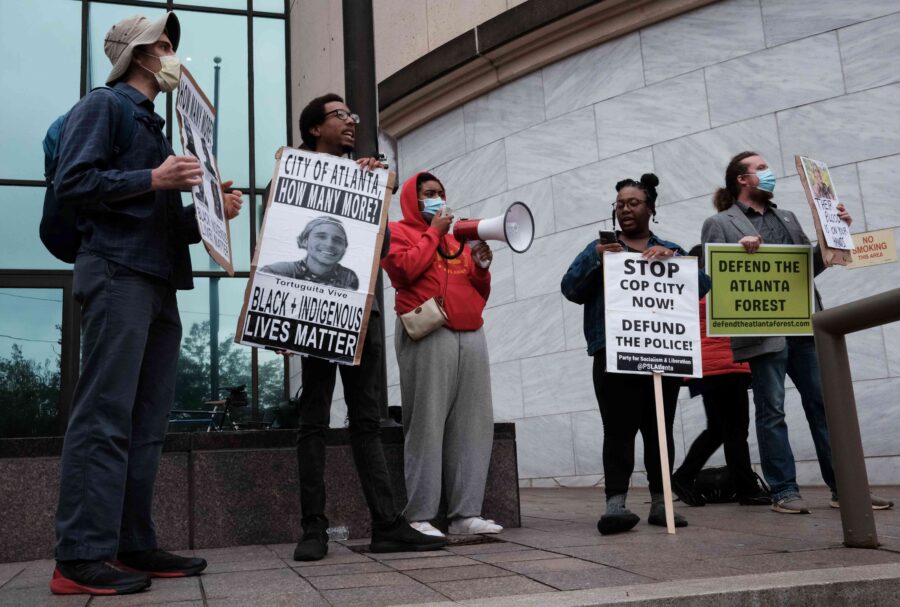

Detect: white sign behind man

[175,66,233,274]
[604,253,701,378]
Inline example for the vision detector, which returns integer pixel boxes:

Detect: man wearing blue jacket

[52,12,242,595]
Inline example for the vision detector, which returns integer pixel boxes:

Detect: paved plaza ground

[2,487,899,606]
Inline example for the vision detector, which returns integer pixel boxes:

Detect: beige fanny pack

[400,297,448,341]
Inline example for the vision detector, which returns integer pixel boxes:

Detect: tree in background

[0,344,60,438]
[175,320,285,414]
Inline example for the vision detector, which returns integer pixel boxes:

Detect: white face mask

[139,52,181,93]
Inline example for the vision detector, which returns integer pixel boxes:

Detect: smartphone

[599,230,617,245]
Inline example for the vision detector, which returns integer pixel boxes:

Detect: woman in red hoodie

[672,248,771,507]
[382,172,502,538]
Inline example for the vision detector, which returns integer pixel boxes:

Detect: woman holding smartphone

[561,173,709,535]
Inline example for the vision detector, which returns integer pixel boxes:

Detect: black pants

[55,254,181,560]
[675,374,759,496]
[296,320,398,531]
[593,352,680,498]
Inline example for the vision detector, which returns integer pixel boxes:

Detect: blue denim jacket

[54,83,200,289]
[560,233,711,356]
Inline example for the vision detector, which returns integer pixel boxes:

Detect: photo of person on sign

[260,215,360,290]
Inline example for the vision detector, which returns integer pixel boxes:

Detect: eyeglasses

[323,109,360,124]
[613,198,647,211]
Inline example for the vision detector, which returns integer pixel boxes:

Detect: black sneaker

[293,529,328,562]
[671,476,706,507]
[50,560,150,595]
[117,549,207,578]
[370,517,447,553]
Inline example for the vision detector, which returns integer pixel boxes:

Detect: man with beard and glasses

[283,94,446,562]
[701,151,891,515]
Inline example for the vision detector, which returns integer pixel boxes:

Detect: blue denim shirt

[54,83,200,289]
[560,233,711,356]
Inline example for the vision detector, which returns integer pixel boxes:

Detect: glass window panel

[88,3,167,91]
[0,288,63,438]
[183,192,252,272]
[256,193,266,236]
[0,187,70,270]
[257,348,286,411]
[1,0,81,180]
[253,0,286,14]
[253,17,287,186]
[175,277,254,412]
[174,0,247,9]
[177,11,250,186]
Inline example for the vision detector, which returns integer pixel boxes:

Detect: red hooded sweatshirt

[381,172,491,331]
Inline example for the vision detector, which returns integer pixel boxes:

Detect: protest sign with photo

[235,147,394,365]
[705,243,814,337]
[176,66,233,275]
[603,253,701,378]
[847,228,897,269]
[796,155,852,266]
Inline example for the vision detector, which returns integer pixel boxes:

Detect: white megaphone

[451,201,535,253]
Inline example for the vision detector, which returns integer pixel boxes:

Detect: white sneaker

[449,516,503,535]
[410,521,446,537]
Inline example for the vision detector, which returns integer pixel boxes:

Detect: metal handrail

[813,287,900,548]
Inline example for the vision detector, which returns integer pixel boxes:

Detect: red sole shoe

[49,568,150,595]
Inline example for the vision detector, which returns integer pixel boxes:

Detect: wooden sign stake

[653,371,676,534]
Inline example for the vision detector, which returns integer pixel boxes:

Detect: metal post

[209,57,222,400]
[813,286,900,548]
[342,0,389,420]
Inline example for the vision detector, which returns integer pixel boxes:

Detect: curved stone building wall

[380,0,900,488]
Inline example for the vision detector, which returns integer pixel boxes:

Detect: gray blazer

[700,203,825,362]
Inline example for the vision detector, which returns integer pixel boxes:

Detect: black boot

[648,494,688,528]
[597,511,640,535]
[671,475,706,507]
[370,516,447,553]
[738,476,772,505]
[293,529,329,561]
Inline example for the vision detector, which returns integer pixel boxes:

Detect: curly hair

[298,93,344,150]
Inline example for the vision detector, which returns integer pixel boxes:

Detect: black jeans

[674,374,759,496]
[592,352,680,498]
[296,320,398,531]
[55,254,181,560]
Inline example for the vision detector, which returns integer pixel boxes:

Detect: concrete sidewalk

[2,486,898,606]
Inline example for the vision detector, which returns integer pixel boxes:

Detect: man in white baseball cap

[50,12,242,596]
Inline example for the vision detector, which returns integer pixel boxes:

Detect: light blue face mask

[421,197,446,215]
[754,168,776,193]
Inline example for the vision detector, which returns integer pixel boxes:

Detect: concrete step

[404,562,900,606]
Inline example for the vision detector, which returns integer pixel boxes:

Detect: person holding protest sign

[562,174,710,535]
[701,151,891,514]
[50,12,243,595]
[288,94,446,562]
[261,216,360,289]
[382,172,501,538]
[672,248,771,507]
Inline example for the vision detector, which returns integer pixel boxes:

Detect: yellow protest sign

[705,243,814,336]
[847,229,897,269]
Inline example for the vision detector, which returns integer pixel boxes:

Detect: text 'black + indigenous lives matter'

[242,278,365,358]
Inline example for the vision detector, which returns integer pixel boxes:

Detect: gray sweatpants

[395,319,494,522]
